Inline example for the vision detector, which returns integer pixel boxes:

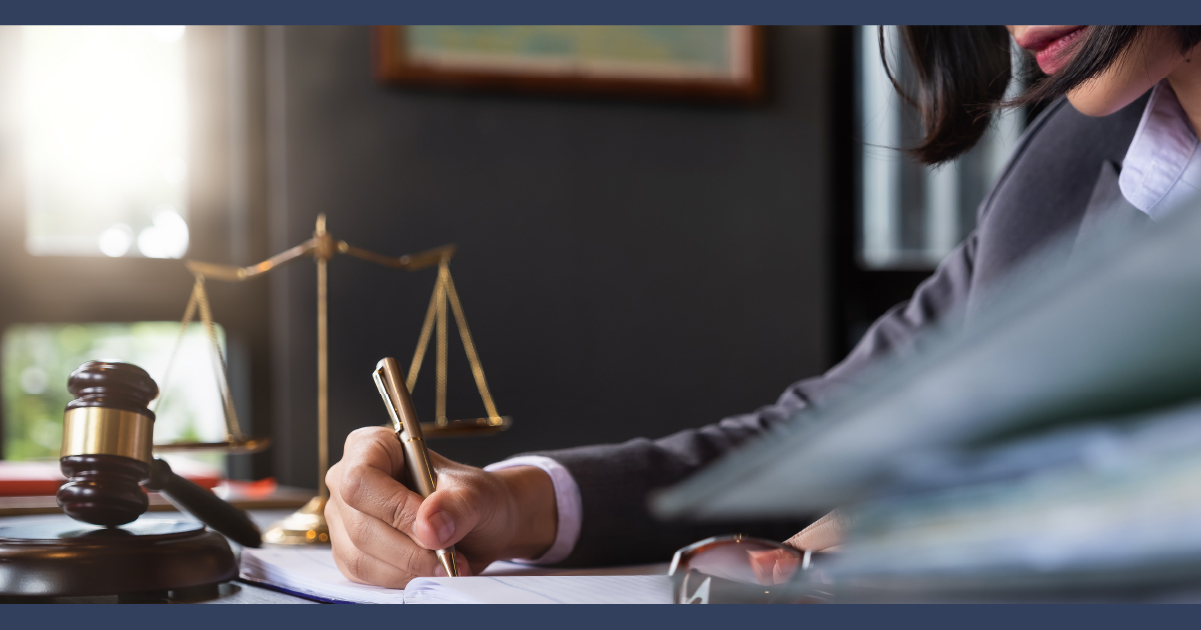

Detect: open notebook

[240,548,671,604]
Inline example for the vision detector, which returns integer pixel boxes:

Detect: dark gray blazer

[536,93,1153,567]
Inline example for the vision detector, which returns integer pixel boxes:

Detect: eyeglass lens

[672,538,823,604]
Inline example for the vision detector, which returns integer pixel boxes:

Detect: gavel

[56,360,261,548]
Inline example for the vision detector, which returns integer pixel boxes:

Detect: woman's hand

[325,427,557,587]
[782,510,848,552]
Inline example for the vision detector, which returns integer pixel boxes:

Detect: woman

[324,26,1201,585]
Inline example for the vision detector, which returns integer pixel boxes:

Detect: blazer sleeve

[533,231,980,567]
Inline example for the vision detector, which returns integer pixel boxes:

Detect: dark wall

[267,26,836,488]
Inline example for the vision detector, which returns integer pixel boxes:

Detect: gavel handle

[145,458,262,548]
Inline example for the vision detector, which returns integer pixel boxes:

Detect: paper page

[240,548,406,604]
[241,548,670,604]
[404,575,672,604]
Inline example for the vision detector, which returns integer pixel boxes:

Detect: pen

[372,357,459,577]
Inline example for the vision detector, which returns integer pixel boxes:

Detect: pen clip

[373,362,405,435]
[372,357,439,500]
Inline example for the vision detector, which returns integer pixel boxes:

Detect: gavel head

[56,361,159,526]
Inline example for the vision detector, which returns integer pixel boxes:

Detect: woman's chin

[1065,87,1128,117]
[1066,77,1160,118]
[1065,28,1185,119]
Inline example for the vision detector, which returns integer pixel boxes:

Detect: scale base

[263,495,329,545]
[0,519,237,598]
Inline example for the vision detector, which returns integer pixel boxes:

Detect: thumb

[413,479,484,551]
[784,509,848,552]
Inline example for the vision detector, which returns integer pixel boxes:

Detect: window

[0,26,270,480]
[21,25,189,258]
[2,323,229,463]
[858,26,1025,269]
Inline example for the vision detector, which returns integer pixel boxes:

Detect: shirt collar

[1119,80,1201,221]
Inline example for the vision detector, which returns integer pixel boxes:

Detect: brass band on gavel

[61,407,155,464]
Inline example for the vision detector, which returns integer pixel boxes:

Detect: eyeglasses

[667,534,832,604]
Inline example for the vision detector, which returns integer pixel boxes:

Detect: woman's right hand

[325,426,558,587]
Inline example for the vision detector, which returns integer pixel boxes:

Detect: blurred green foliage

[2,322,225,462]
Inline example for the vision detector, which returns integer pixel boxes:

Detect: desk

[0,509,668,604]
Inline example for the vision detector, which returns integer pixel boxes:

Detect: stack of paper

[240,548,672,604]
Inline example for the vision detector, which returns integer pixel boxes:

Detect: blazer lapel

[1071,160,1151,257]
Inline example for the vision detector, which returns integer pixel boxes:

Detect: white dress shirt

[1119,80,1201,219]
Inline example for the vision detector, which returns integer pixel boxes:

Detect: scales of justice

[0,214,511,600]
[167,213,511,545]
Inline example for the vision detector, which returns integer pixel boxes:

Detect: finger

[329,500,412,587]
[340,463,426,536]
[747,548,801,585]
[330,518,420,589]
[784,510,847,552]
[333,495,445,577]
[342,502,443,572]
[342,426,406,478]
[454,551,474,577]
[412,471,486,551]
[325,459,343,497]
[337,428,430,538]
[338,436,483,556]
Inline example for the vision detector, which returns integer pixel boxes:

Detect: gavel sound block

[0,361,261,599]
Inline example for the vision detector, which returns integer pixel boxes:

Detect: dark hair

[890,26,1201,165]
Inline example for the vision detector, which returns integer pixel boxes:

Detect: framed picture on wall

[373,26,765,103]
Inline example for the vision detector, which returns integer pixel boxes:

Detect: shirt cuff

[483,455,582,565]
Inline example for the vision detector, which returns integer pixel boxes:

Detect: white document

[240,547,407,604]
[240,547,671,604]
[403,575,671,604]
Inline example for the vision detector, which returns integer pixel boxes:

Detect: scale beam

[184,240,456,282]
[185,239,316,281]
[339,242,456,270]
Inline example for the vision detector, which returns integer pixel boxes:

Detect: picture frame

[373,26,765,103]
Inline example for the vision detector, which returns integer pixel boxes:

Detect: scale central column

[317,224,330,501]
[264,214,335,544]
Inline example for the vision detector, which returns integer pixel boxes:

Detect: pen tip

[438,549,459,577]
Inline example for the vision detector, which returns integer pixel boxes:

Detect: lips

[1016,26,1088,75]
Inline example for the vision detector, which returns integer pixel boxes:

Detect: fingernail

[429,511,455,546]
[433,563,447,577]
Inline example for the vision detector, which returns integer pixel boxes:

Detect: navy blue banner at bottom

[0,0,1190,26]
[4,603,1197,630]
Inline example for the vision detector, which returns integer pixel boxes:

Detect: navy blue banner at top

[6,0,1201,25]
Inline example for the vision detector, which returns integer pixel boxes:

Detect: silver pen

[372,357,459,577]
